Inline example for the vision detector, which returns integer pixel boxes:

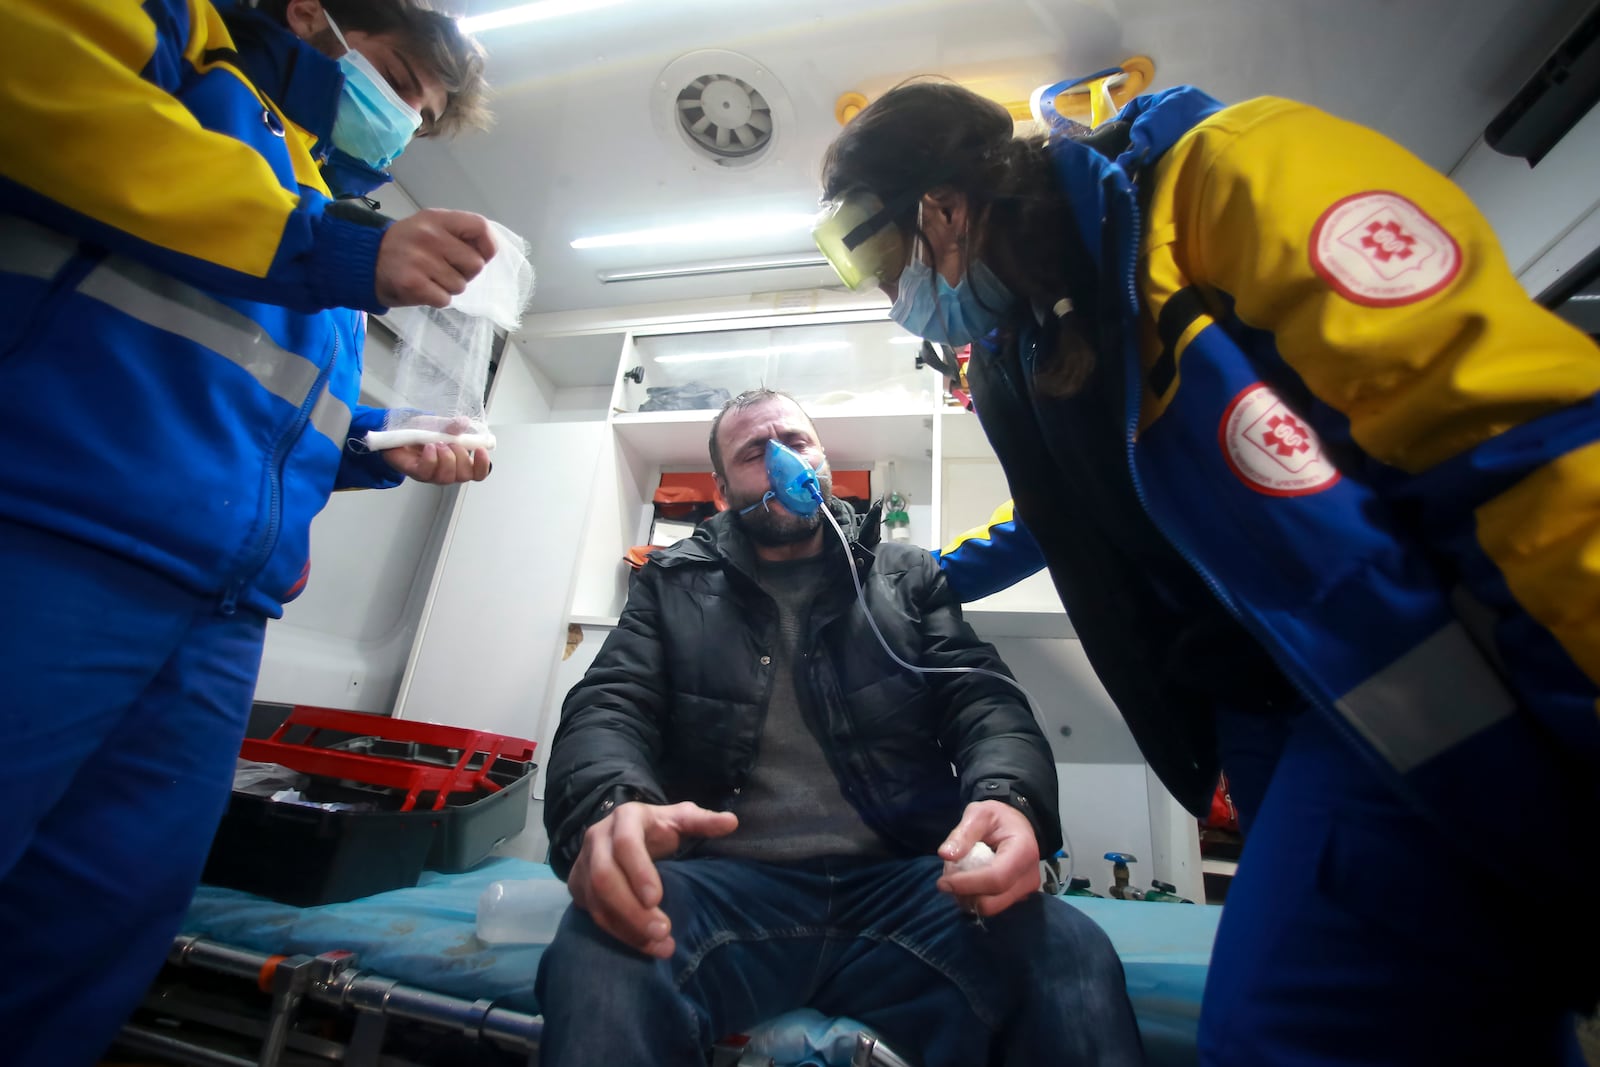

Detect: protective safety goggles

[811,186,926,292]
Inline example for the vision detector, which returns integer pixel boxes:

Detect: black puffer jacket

[544,502,1061,879]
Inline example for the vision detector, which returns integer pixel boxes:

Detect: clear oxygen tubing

[814,500,1076,891]
[750,439,1077,890]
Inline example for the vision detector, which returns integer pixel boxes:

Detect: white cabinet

[559,309,1072,643]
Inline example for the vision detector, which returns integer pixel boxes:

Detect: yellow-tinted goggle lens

[811,193,904,292]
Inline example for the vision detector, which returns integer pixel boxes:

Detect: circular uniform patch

[1310,191,1462,307]
[1219,383,1341,497]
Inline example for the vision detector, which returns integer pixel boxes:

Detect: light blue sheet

[1066,896,1221,1067]
[187,858,555,1012]
[186,859,1218,1066]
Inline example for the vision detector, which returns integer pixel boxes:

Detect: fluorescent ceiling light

[573,212,817,250]
[458,0,626,33]
[888,335,924,344]
[597,253,827,283]
[655,341,850,365]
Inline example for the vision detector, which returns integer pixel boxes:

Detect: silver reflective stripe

[0,216,78,280]
[1335,621,1516,773]
[309,384,352,447]
[74,257,346,447]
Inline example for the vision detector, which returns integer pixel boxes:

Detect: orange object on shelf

[654,472,719,505]
[831,469,871,499]
[654,469,871,503]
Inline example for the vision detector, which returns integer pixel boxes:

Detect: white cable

[819,505,1075,892]
[820,505,1042,701]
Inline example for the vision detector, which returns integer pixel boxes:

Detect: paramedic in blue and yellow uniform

[0,2,497,1062]
[816,78,1600,1063]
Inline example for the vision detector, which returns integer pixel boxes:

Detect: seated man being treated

[536,388,1142,1066]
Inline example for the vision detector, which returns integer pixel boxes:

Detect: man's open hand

[567,801,737,958]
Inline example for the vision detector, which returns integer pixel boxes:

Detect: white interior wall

[395,421,606,737]
[985,637,1143,765]
[255,317,453,712]
[487,338,556,424]
[550,386,615,421]
[1056,763,1153,895]
[1450,100,1600,283]
[255,480,452,712]
[495,620,613,863]
[1146,767,1206,901]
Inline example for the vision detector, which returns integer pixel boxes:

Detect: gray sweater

[698,553,890,864]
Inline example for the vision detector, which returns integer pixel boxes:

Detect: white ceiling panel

[390,0,1594,316]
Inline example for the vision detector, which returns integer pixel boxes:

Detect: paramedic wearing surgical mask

[816,80,1600,1064]
[0,1,495,1062]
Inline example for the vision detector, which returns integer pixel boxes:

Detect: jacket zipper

[732,577,780,809]
[1110,177,1356,759]
[804,644,889,837]
[800,592,912,849]
[221,330,339,614]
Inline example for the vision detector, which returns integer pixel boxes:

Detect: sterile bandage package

[363,219,534,454]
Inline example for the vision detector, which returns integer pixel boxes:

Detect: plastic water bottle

[475,879,571,945]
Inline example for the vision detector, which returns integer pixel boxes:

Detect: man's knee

[998,895,1125,982]
[539,907,655,1007]
[536,905,712,1065]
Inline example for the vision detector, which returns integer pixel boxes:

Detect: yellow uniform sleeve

[0,0,386,311]
[1174,97,1600,700]
[932,500,1048,604]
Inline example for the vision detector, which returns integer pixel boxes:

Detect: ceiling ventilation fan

[675,74,773,161]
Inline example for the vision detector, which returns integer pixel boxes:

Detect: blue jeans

[535,853,1142,1067]
[0,519,266,1067]
[1202,709,1593,1065]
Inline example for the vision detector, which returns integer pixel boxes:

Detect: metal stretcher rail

[117,934,541,1067]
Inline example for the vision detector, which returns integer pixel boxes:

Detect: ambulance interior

[118,0,1600,1064]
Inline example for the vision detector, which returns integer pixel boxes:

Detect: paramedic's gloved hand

[375,208,497,309]
[568,801,738,959]
[382,439,492,484]
[935,799,1041,917]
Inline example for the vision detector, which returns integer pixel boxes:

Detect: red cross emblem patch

[1311,192,1462,306]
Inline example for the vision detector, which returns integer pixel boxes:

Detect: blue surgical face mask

[889,242,1013,349]
[326,14,422,171]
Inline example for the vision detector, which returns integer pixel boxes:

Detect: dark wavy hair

[821,80,1098,394]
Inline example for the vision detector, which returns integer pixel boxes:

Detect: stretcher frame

[114,934,540,1067]
[116,935,919,1067]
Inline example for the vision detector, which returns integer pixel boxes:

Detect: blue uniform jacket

[965,86,1600,941]
[0,1,403,618]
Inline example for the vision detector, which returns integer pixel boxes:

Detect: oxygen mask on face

[738,440,825,517]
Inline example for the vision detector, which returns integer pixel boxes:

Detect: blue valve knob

[1103,852,1138,864]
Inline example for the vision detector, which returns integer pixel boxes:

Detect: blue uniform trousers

[0,518,265,1066]
[1202,708,1592,1065]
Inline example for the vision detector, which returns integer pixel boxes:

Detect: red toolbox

[202,707,538,905]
